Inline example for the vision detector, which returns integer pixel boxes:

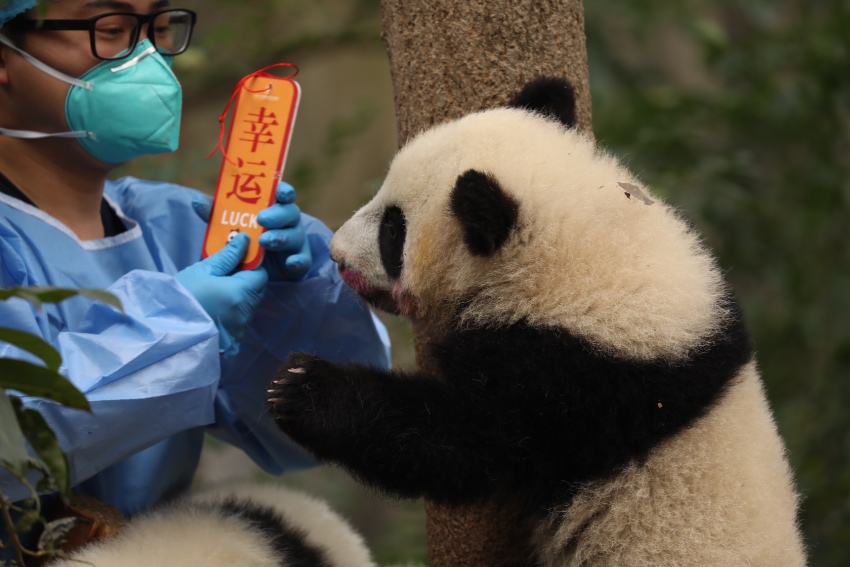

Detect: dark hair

[3,12,30,48]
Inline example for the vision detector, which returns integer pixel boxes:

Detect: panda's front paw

[268,352,343,455]
[281,352,335,386]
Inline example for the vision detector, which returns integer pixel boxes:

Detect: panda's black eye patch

[379,205,407,279]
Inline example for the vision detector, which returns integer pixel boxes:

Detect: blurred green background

[116,1,849,565]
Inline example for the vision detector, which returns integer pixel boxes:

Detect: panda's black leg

[268,352,519,504]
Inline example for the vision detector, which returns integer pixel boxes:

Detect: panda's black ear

[450,170,519,257]
[509,76,577,128]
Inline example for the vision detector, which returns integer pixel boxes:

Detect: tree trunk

[381,0,592,147]
[380,1,592,565]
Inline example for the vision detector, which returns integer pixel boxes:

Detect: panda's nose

[329,245,344,266]
[330,250,347,273]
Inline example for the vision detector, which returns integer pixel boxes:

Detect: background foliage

[116,0,848,565]
[0,288,119,565]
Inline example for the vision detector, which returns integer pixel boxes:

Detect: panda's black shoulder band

[432,291,753,507]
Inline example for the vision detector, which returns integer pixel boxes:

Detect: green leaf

[0,328,61,372]
[0,360,90,412]
[0,390,30,472]
[0,287,45,310]
[0,287,123,313]
[15,505,41,534]
[13,399,70,500]
[79,288,122,308]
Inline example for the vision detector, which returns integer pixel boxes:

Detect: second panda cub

[47,483,376,567]
[268,78,805,566]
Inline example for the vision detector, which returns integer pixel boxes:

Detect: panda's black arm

[268,352,533,505]
[270,307,751,507]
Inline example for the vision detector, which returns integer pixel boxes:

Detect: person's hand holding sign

[193,181,312,281]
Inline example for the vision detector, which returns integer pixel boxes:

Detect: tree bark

[380,1,592,565]
[381,0,592,147]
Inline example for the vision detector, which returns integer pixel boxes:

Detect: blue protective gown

[0,176,390,516]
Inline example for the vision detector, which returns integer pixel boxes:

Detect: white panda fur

[268,77,806,566]
[47,482,376,567]
[533,363,802,566]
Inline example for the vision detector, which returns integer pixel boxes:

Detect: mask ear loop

[206,63,299,166]
[0,33,93,90]
[0,32,95,140]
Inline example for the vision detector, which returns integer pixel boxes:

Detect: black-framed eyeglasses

[9,8,197,61]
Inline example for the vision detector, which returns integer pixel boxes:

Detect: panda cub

[269,77,806,566]
[47,483,376,567]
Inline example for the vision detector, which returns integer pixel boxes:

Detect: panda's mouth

[336,263,401,316]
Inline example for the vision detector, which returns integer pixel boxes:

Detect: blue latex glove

[192,182,313,281]
[176,233,268,356]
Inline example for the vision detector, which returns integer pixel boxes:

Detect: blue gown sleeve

[0,269,221,504]
[1,177,391,497]
[110,177,392,473]
[206,214,392,474]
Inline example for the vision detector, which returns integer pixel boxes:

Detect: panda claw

[268,398,283,404]
[288,367,306,374]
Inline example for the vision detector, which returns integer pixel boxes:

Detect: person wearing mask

[0,0,390,521]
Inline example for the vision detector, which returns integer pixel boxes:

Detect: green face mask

[0,36,182,164]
